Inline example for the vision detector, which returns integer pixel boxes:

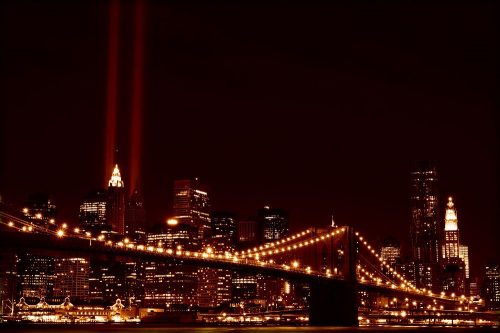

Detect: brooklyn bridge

[1,208,492,326]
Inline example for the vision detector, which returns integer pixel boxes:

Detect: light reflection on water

[1,326,497,333]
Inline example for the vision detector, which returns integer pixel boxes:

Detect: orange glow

[104,0,120,186]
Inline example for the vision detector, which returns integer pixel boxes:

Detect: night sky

[1,1,498,278]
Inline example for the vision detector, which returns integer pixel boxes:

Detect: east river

[1,326,499,333]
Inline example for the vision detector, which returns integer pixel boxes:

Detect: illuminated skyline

[1,1,497,283]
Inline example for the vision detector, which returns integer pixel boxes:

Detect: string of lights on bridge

[0,209,481,307]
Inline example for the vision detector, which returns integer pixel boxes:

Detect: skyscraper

[16,254,54,303]
[483,263,500,310]
[107,164,125,234]
[142,221,198,310]
[380,236,401,266]
[410,161,440,264]
[440,196,465,294]
[79,189,109,233]
[443,197,460,260]
[173,179,210,240]
[459,245,470,280]
[210,212,237,252]
[409,161,440,291]
[258,206,289,241]
[125,188,146,242]
[53,258,90,303]
[197,212,236,309]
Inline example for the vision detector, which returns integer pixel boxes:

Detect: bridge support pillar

[309,279,358,326]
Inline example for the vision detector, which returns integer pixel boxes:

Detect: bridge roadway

[0,226,461,326]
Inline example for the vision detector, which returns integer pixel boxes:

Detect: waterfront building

[53,258,89,303]
[142,222,198,310]
[17,253,54,303]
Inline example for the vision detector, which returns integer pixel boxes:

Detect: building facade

[79,189,108,233]
[106,164,125,235]
[258,206,289,242]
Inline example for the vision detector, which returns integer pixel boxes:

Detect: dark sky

[1,1,498,278]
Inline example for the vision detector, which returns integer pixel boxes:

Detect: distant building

[53,258,89,303]
[89,260,139,306]
[459,245,470,279]
[106,164,125,235]
[410,161,440,265]
[380,236,401,266]
[196,212,236,309]
[17,253,54,303]
[125,188,146,242]
[22,193,57,229]
[483,263,500,310]
[258,206,289,241]
[79,189,109,233]
[210,212,237,252]
[173,179,210,240]
[440,197,465,294]
[443,197,460,260]
[237,219,260,248]
[142,222,198,310]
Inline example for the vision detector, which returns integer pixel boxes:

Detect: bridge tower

[309,226,358,326]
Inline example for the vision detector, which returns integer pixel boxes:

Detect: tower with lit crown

[440,196,466,294]
[443,197,460,260]
[106,164,125,234]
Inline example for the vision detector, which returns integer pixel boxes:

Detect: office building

[380,236,401,266]
[443,197,460,260]
[53,258,89,303]
[107,164,125,234]
[173,179,210,240]
[16,253,54,303]
[459,245,470,279]
[125,188,146,242]
[237,219,260,248]
[258,206,289,241]
[410,161,440,264]
[142,223,198,310]
[79,189,109,233]
[440,197,465,294]
[210,212,237,252]
[483,263,500,310]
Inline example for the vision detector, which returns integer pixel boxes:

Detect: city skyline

[1,0,498,282]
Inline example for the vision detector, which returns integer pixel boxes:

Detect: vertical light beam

[129,0,145,193]
[104,0,121,186]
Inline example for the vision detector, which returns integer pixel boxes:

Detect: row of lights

[354,231,473,302]
[234,228,346,260]
[236,229,314,256]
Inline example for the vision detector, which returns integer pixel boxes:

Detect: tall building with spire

[443,197,460,260]
[440,196,466,294]
[107,164,125,235]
